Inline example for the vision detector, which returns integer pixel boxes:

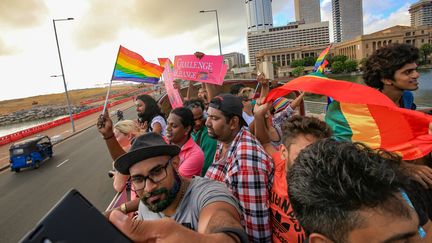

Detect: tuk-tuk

[9,135,53,172]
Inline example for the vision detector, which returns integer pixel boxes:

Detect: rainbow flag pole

[102,46,121,115]
[102,46,164,115]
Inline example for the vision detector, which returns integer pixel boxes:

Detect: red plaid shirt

[206,127,274,242]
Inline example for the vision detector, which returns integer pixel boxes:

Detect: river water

[332,68,432,107]
[0,115,68,137]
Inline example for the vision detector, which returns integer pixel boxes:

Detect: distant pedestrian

[116,109,124,122]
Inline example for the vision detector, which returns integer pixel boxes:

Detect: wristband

[103,133,115,140]
[215,227,249,243]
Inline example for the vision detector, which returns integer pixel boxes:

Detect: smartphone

[20,189,131,243]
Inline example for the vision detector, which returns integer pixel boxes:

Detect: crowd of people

[96,43,432,243]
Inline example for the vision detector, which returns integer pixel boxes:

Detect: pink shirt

[178,136,204,178]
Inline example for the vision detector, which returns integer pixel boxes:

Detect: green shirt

[191,126,217,176]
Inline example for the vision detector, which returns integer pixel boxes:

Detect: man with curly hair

[362,43,432,189]
[362,43,420,109]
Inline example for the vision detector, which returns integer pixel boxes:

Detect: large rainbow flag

[112,46,164,84]
[264,74,432,160]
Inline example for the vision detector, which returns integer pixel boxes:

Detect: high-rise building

[294,0,321,24]
[332,0,363,43]
[247,22,330,66]
[223,52,246,69]
[409,0,432,27]
[245,0,273,31]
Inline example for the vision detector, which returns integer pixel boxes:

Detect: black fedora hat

[114,132,180,175]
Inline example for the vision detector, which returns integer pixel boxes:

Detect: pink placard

[219,64,228,84]
[163,62,183,109]
[173,54,224,85]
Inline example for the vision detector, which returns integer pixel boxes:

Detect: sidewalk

[0,99,137,171]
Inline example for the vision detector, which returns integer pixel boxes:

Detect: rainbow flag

[158,58,174,69]
[264,74,432,160]
[313,44,332,73]
[112,46,164,84]
[316,59,329,74]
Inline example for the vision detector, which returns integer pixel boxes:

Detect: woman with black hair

[166,107,204,178]
[135,94,167,135]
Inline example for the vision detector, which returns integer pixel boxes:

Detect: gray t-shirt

[137,176,241,230]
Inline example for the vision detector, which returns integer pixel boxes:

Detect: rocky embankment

[0,105,95,126]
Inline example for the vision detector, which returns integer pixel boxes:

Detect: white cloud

[321,0,334,42]
[363,3,411,34]
[0,0,419,101]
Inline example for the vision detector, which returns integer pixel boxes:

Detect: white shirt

[242,111,254,126]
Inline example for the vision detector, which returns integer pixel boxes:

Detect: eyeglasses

[130,158,172,192]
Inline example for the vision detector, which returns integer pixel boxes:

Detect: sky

[0,0,418,101]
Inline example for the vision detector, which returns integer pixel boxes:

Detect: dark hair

[136,94,165,125]
[288,139,411,242]
[281,115,332,146]
[230,83,246,95]
[170,107,194,137]
[209,96,236,125]
[184,98,205,111]
[363,43,419,89]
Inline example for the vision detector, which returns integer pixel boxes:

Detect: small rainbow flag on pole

[313,44,332,73]
[316,59,329,74]
[158,58,174,69]
[112,46,164,84]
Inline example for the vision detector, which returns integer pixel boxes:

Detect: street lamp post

[53,18,75,133]
[199,10,222,55]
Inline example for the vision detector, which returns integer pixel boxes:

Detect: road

[0,106,138,242]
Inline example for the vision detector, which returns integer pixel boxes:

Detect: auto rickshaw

[9,135,53,172]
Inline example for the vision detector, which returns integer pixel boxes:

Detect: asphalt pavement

[0,102,139,242]
[0,99,137,170]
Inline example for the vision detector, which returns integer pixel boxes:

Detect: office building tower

[410,0,432,27]
[294,0,321,24]
[245,0,273,31]
[247,22,330,66]
[332,0,363,43]
[223,52,246,69]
